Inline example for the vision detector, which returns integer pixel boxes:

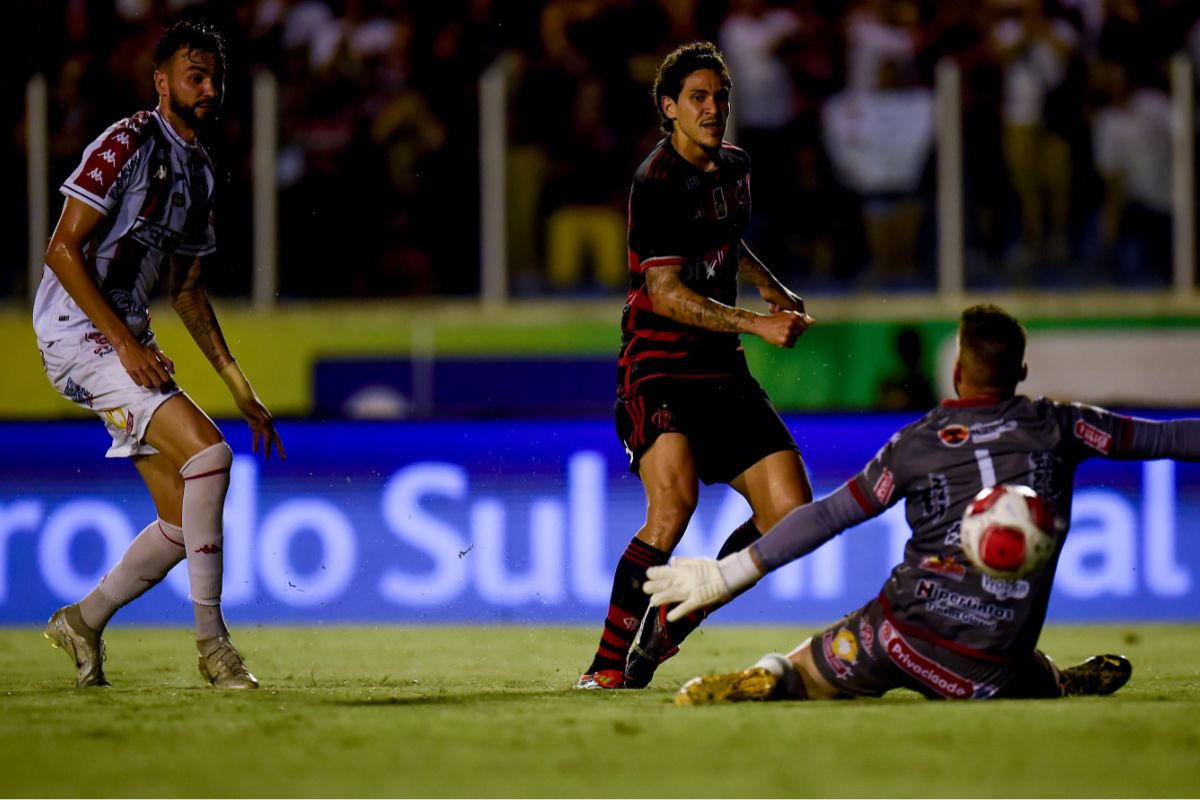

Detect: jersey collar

[941,395,1008,408]
[152,108,201,151]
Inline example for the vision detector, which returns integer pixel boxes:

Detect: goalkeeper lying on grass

[644,304,1200,704]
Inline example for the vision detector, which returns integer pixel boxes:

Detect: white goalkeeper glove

[643,550,764,622]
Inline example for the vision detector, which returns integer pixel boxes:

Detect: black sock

[586,537,670,674]
[716,518,763,560]
[664,519,762,645]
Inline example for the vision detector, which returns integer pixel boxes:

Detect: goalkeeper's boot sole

[1059,654,1132,696]
[675,667,780,705]
[624,605,680,689]
[574,669,625,690]
[44,605,110,688]
[198,635,259,689]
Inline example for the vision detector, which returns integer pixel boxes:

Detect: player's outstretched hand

[754,309,815,349]
[238,394,286,460]
[117,339,175,388]
[644,557,731,622]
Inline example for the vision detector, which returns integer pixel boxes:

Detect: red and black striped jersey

[618,138,752,399]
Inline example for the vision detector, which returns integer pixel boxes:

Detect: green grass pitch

[2,623,1198,798]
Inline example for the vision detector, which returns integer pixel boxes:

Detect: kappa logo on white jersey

[98,149,118,166]
[86,168,105,186]
[114,132,131,148]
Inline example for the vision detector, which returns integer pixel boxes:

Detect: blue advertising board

[0,414,1197,625]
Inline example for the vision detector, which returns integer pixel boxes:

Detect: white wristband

[717,549,764,594]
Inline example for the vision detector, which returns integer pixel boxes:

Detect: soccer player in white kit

[35,21,284,689]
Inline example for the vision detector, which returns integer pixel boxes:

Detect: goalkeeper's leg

[675,643,841,705]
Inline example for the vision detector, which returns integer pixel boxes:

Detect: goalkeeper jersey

[752,395,1200,661]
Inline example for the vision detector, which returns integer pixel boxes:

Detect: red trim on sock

[157,521,184,547]
[183,467,231,481]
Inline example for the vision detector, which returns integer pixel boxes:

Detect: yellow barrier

[3,300,619,419]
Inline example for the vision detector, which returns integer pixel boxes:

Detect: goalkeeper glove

[643,550,764,621]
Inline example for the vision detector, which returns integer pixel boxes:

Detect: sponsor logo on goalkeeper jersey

[970,419,1018,443]
[879,621,997,699]
[873,469,895,505]
[832,628,858,663]
[915,579,1015,626]
[1029,452,1061,503]
[919,555,966,581]
[938,425,969,447]
[821,628,855,677]
[858,618,874,651]
[942,519,962,547]
[980,575,1029,600]
[923,473,950,520]
[1074,420,1112,454]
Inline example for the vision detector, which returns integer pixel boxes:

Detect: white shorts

[38,331,183,458]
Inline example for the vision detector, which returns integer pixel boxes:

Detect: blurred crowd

[8,0,1200,299]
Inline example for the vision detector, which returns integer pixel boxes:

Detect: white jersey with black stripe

[33,108,217,343]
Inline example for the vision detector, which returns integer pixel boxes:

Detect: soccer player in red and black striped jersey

[576,42,817,689]
[36,21,283,690]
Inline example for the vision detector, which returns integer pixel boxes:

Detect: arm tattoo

[647,267,752,334]
[737,252,771,287]
[170,258,234,370]
[737,247,782,291]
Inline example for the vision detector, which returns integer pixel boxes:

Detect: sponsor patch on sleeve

[1074,420,1112,454]
[873,468,895,505]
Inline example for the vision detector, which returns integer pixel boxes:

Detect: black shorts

[808,598,1060,700]
[615,377,798,485]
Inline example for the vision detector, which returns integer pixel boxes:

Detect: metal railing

[20,55,1200,305]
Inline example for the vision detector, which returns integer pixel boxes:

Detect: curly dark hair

[651,41,732,134]
[154,19,226,73]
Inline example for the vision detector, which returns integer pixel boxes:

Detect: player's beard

[169,90,219,132]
